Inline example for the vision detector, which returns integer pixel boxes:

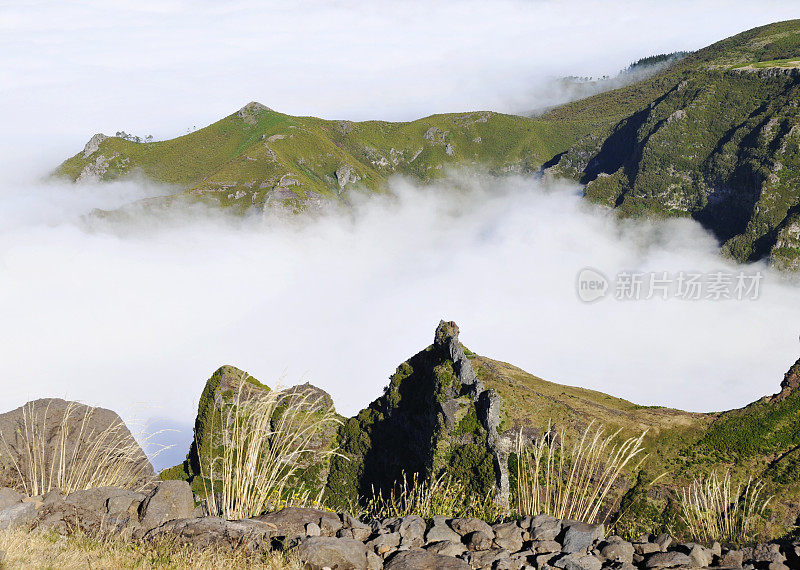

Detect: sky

[1,1,800,468]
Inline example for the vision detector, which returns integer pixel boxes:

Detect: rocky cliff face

[325,321,509,510]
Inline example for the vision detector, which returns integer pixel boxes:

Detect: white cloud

[2,1,800,467]
[1,174,799,471]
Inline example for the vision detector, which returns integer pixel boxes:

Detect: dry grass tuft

[513,421,648,524]
[360,471,503,522]
[680,471,771,546]
[0,400,155,496]
[0,527,301,569]
[201,378,341,520]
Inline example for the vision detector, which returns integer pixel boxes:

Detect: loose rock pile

[0,482,798,569]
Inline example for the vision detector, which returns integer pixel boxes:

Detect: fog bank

[2,173,800,468]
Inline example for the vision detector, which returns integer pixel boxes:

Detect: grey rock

[144,517,275,551]
[305,522,321,537]
[493,521,524,552]
[532,539,563,554]
[751,543,785,564]
[399,514,425,546]
[719,549,744,568]
[560,521,604,554]
[0,488,23,511]
[138,480,194,533]
[341,512,367,539]
[529,514,562,540]
[66,486,139,515]
[426,516,462,543]
[0,399,153,492]
[42,488,64,505]
[0,502,36,530]
[464,530,494,551]
[385,549,470,570]
[450,516,494,538]
[680,543,712,568]
[469,548,512,569]
[366,531,400,556]
[335,165,361,190]
[424,540,467,557]
[445,144,455,156]
[552,552,603,570]
[653,533,672,552]
[320,513,343,536]
[644,551,693,568]
[83,133,108,158]
[599,538,634,563]
[297,536,371,570]
[256,506,341,539]
[634,542,660,556]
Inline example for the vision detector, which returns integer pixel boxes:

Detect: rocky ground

[0,482,797,569]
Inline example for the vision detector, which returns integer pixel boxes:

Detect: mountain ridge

[55,20,800,270]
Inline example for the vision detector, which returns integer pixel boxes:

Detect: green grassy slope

[57,20,800,268]
[57,103,586,214]
[473,352,800,537]
[547,19,800,268]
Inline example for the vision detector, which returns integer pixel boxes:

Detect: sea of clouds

[2,0,800,468]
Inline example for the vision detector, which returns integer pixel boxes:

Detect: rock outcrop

[160,366,338,497]
[0,399,153,494]
[325,320,509,511]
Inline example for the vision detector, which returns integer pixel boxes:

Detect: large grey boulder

[599,537,635,564]
[0,488,23,511]
[492,521,523,551]
[464,530,494,551]
[560,521,604,553]
[138,480,194,533]
[426,516,462,544]
[450,516,494,538]
[296,536,374,570]
[0,502,36,530]
[0,399,153,494]
[398,514,425,547]
[529,514,562,540]
[385,549,470,570]
[144,517,276,552]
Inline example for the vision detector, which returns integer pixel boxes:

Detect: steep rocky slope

[547,20,800,267]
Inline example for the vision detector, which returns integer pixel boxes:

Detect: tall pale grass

[360,471,502,522]
[513,421,647,524]
[0,400,156,496]
[200,380,341,520]
[680,471,770,545]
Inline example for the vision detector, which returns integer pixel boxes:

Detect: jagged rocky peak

[82,133,108,158]
[325,319,509,511]
[236,101,273,125]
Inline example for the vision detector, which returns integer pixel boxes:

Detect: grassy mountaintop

[57,20,800,269]
[58,104,584,213]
